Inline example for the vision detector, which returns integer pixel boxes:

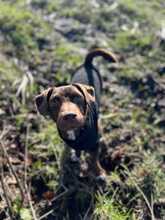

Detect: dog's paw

[70,149,80,163]
[70,155,80,162]
[96,173,107,185]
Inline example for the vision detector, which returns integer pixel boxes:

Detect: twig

[134,182,155,220]
[0,162,13,219]
[0,127,14,219]
[24,125,38,220]
[123,166,155,220]
[51,188,70,202]
[0,141,25,202]
[0,190,9,218]
[39,210,54,220]
[83,196,94,220]
[38,186,70,220]
[100,112,120,120]
[0,126,10,140]
[24,183,38,220]
[24,124,30,191]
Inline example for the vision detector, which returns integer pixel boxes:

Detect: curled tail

[84,48,117,67]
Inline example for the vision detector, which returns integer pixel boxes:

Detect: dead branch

[0,141,25,202]
[24,125,38,220]
[0,160,14,220]
[39,209,54,220]
[24,183,38,220]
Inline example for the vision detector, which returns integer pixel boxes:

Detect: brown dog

[35,48,117,180]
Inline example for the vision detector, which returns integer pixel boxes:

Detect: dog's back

[71,48,117,105]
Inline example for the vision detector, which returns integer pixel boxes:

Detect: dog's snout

[63,113,77,121]
[35,95,43,107]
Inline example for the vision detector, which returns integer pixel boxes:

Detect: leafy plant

[95,193,133,220]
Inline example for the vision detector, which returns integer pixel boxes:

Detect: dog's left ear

[82,85,95,102]
[73,83,96,103]
[85,85,95,98]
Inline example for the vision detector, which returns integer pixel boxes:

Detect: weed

[95,193,132,220]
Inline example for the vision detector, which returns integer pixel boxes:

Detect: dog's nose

[63,113,77,121]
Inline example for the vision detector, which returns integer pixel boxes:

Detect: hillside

[0,0,165,219]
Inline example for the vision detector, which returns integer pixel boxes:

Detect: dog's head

[35,83,96,132]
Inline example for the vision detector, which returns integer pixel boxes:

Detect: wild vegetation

[0,0,165,219]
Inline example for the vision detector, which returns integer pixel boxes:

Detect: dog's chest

[64,127,98,151]
[60,119,98,151]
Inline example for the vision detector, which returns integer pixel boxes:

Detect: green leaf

[20,208,32,220]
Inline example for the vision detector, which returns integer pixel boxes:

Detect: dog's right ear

[35,88,53,116]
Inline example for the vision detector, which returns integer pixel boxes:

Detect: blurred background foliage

[0,0,165,219]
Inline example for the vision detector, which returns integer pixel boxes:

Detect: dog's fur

[35,48,117,179]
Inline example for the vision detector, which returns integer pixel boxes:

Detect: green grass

[0,1,49,60]
[0,57,22,82]
[0,0,165,219]
[95,193,133,220]
[30,120,63,180]
[119,0,164,28]
[115,30,153,52]
[55,43,82,66]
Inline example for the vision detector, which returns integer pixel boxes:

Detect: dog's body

[72,48,117,104]
[35,48,117,179]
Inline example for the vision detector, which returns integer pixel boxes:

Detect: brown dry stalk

[0,141,25,202]
[0,157,14,219]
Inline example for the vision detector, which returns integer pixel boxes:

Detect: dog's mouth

[58,127,82,141]
[66,130,77,140]
[56,111,86,141]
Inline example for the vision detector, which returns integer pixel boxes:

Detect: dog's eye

[51,96,60,104]
[72,96,83,105]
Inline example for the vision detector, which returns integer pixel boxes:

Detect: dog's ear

[35,88,53,116]
[82,85,95,103]
[73,83,96,103]
[85,85,95,99]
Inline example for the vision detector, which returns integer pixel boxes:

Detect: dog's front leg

[89,149,106,182]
